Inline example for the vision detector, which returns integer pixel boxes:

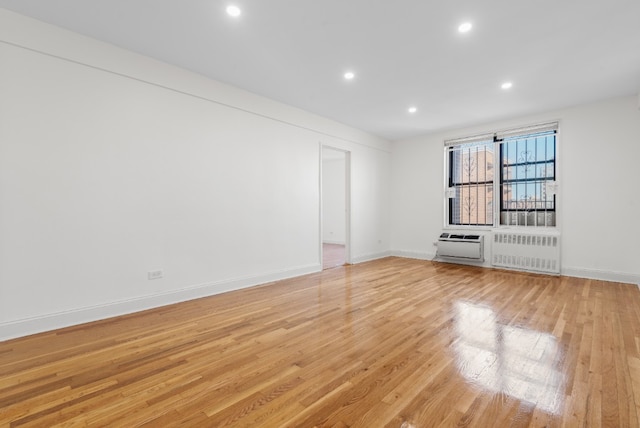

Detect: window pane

[450,142,494,185]
[502,181,555,210]
[535,135,555,162]
[501,211,556,227]
[502,140,518,165]
[449,184,493,225]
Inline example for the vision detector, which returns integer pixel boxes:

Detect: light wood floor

[2,258,640,427]
[323,243,345,270]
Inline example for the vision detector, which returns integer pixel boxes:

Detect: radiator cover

[492,231,560,274]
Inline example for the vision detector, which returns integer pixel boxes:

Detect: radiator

[437,233,484,261]
[491,231,560,274]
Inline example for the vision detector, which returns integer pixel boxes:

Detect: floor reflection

[453,301,564,414]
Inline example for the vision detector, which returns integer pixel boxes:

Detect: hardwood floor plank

[1,258,640,426]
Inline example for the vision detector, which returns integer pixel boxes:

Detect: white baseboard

[350,250,392,264]
[561,266,640,285]
[322,240,345,245]
[0,263,321,342]
[391,250,435,261]
[392,252,639,285]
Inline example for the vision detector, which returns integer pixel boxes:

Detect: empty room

[1,1,639,426]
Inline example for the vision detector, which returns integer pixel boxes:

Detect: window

[448,140,495,226]
[499,130,556,226]
[445,123,557,227]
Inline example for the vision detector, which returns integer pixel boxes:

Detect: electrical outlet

[148,270,163,280]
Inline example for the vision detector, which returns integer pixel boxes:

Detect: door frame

[320,144,351,267]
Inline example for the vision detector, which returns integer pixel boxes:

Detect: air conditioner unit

[437,233,484,261]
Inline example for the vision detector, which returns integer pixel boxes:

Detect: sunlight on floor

[453,301,564,415]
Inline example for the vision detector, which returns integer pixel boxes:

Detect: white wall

[322,157,346,244]
[0,9,391,340]
[391,95,640,284]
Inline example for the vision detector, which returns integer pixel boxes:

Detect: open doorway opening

[321,146,350,269]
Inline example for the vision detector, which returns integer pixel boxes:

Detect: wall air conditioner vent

[437,233,484,261]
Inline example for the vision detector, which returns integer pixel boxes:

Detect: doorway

[321,146,350,269]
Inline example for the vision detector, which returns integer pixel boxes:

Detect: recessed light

[501,82,513,90]
[408,106,417,114]
[226,5,241,17]
[344,71,355,80]
[458,22,472,33]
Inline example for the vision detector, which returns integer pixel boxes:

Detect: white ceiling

[1,0,639,141]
